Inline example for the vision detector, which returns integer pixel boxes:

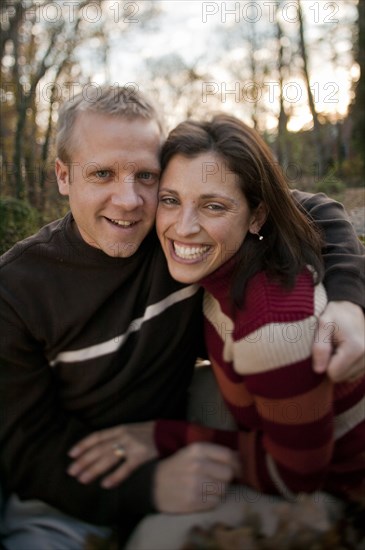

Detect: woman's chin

[170,272,200,284]
[167,264,203,285]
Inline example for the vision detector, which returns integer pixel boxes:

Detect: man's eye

[139,172,152,179]
[95,170,112,179]
[137,171,159,184]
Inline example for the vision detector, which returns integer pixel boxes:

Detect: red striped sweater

[155,260,365,501]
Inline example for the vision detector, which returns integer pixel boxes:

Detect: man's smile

[106,217,139,228]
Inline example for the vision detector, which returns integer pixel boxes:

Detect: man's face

[56,111,162,258]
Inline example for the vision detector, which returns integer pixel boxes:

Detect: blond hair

[56,85,164,162]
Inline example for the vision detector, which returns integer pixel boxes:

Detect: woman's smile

[157,152,254,283]
[169,239,212,262]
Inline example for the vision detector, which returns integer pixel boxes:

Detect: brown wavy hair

[160,114,324,306]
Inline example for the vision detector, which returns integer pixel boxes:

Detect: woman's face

[157,152,254,284]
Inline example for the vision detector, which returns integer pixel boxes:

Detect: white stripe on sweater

[204,284,328,374]
[50,285,199,366]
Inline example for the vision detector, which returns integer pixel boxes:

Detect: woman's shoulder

[232,270,327,376]
[236,269,326,331]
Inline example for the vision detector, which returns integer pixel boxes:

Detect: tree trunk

[12,19,25,199]
[297,0,326,177]
[352,0,365,179]
[276,11,289,168]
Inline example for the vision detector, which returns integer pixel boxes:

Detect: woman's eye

[159,196,178,205]
[206,203,225,211]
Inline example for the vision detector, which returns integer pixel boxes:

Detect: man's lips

[105,217,139,227]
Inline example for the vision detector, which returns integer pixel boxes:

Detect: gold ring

[112,443,127,459]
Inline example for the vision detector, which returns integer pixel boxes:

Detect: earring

[256,232,263,241]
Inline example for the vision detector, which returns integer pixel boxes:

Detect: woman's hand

[154,443,240,514]
[67,421,157,489]
[313,301,365,382]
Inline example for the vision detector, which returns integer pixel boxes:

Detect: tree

[351,0,365,179]
[297,0,326,177]
[142,53,217,126]
[1,0,103,211]
[0,0,162,221]
[275,2,290,167]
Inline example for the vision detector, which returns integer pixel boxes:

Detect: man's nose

[111,177,143,210]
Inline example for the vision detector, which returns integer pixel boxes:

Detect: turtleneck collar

[61,211,157,267]
[199,253,240,298]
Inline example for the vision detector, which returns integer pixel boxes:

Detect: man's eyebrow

[139,166,161,173]
[84,163,116,171]
[123,161,161,173]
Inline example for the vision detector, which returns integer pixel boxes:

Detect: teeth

[110,219,135,227]
[174,243,210,259]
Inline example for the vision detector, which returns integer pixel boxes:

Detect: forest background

[0,0,364,253]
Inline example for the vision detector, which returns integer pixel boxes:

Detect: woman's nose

[175,207,200,236]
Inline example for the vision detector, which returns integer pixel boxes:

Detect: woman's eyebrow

[158,187,179,194]
[200,193,239,205]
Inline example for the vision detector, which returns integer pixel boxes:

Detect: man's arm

[292,190,365,381]
[292,190,364,307]
[64,422,240,514]
[313,301,364,381]
[0,304,157,526]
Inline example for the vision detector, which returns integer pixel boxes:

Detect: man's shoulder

[0,214,69,270]
[290,189,339,210]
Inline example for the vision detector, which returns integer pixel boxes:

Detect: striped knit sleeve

[235,365,334,497]
[154,419,239,456]
[230,275,334,497]
[154,272,335,497]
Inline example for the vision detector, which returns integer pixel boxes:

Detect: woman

[68,115,364,511]
[153,114,364,503]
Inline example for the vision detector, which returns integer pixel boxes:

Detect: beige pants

[125,489,274,550]
[125,489,343,550]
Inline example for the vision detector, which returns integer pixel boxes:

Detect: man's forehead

[73,110,160,132]
[69,111,162,159]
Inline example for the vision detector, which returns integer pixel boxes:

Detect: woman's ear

[249,202,268,235]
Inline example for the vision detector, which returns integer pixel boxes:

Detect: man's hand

[67,422,157,488]
[313,301,365,382]
[153,442,240,514]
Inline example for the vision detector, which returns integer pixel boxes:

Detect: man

[0,86,364,549]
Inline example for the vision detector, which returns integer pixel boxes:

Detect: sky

[67,0,359,131]
[97,0,358,131]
